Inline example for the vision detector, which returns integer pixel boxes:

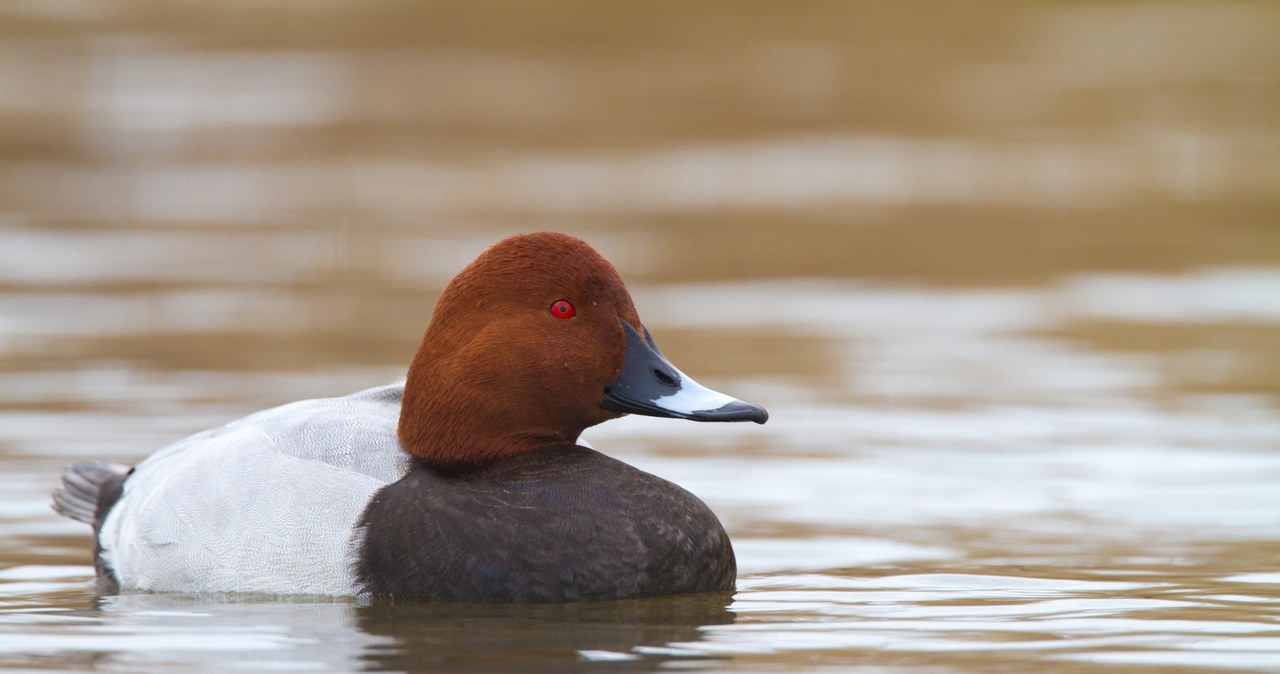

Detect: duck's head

[399,231,768,469]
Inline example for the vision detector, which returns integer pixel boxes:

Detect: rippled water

[2,1,1279,672]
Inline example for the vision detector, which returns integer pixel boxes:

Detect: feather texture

[97,383,410,595]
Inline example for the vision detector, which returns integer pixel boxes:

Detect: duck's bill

[601,319,768,424]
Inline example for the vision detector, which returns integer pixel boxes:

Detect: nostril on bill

[654,369,678,388]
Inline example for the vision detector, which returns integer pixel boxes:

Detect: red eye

[550,299,575,319]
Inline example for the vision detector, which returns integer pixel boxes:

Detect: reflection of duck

[355,593,735,672]
[54,232,767,601]
[87,591,735,673]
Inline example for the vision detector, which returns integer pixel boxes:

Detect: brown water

[2,2,1279,672]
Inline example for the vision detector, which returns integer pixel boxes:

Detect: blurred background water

[1,1,1278,672]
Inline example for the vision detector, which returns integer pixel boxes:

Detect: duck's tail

[51,462,130,526]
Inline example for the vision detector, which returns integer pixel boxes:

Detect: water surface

[1,1,1278,672]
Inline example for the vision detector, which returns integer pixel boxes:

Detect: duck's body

[358,442,734,602]
[54,232,764,601]
[93,383,406,596]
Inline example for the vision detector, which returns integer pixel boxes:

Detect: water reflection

[0,584,734,673]
[715,566,1280,671]
[5,565,1278,672]
[356,594,734,672]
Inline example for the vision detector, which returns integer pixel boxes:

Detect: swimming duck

[52,232,767,601]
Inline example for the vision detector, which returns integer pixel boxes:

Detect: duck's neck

[397,340,579,470]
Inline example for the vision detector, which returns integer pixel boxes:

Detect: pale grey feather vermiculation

[97,382,411,596]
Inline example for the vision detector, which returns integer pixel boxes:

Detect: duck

[52,231,768,602]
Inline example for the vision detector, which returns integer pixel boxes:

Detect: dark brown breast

[353,444,735,602]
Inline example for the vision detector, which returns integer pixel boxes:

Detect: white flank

[98,383,410,596]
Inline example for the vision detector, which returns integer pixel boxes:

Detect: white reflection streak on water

[10,132,1277,225]
[687,574,1280,668]
[1,31,1271,223]
[2,40,1275,223]
[0,585,386,674]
